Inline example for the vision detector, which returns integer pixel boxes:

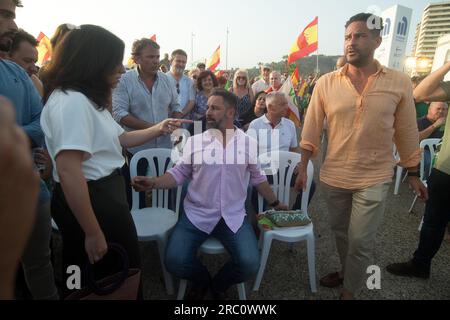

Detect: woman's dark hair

[197,70,218,91]
[253,91,267,108]
[42,25,125,110]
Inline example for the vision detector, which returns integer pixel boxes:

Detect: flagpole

[226,27,229,70]
[191,33,195,68]
[316,17,319,74]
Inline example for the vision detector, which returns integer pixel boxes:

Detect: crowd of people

[0,0,449,301]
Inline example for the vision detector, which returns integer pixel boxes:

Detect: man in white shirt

[248,92,299,154]
[167,49,196,120]
[252,64,271,95]
[248,92,315,214]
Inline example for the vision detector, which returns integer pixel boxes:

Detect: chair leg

[177,279,188,300]
[237,283,246,300]
[258,232,263,250]
[252,233,273,292]
[307,233,317,293]
[408,195,418,214]
[394,166,402,195]
[418,217,424,232]
[157,238,175,295]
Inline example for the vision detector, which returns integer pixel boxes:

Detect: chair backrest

[129,148,182,214]
[258,151,314,214]
[419,138,441,181]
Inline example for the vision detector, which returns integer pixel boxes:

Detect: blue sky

[15,0,435,68]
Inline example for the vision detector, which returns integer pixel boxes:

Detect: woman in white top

[40,25,190,297]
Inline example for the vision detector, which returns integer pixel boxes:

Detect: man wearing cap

[252,64,271,95]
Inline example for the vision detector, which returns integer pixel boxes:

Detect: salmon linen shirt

[301,61,421,189]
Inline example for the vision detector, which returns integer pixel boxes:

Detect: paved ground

[136,163,450,301]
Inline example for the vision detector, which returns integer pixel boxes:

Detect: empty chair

[129,148,182,295]
[408,139,441,213]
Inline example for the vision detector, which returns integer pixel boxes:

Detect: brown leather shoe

[320,272,344,288]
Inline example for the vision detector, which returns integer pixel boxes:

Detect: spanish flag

[36,32,51,66]
[207,46,221,72]
[291,67,300,87]
[280,77,301,127]
[297,80,308,98]
[288,17,318,64]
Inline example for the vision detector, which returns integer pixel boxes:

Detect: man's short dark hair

[10,29,37,54]
[171,49,187,60]
[211,88,238,111]
[131,38,160,57]
[345,13,383,37]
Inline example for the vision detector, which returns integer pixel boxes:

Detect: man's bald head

[428,102,448,122]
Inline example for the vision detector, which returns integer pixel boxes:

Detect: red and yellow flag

[291,67,300,87]
[150,34,157,42]
[207,46,221,72]
[297,80,308,98]
[280,77,301,127]
[288,17,318,64]
[37,32,51,66]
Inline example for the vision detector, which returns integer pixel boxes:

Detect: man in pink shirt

[132,89,287,300]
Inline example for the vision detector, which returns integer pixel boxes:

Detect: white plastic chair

[408,138,441,213]
[393,145,403,195]
[177,238,247,300]
[130,148,182,295]
[253,151,317,293]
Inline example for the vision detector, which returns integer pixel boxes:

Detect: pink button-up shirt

[168,129,267,234]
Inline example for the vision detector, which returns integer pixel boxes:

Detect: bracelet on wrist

[407,171,420,177]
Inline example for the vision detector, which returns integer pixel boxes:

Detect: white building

[413,1,450,61]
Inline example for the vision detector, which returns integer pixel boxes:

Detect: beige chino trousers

[322,181,391,295]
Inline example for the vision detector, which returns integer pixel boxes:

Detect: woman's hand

[85,231,108,264]
[158,119,193,136]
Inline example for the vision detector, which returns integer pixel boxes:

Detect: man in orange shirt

[295,13,428,300]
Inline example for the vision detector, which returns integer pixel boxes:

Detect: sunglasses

[176,83,180,94]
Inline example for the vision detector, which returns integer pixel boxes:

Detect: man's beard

[0,32,14,52]
[206,121,218,129]
[346,50,371,68]
[206,118,220,130]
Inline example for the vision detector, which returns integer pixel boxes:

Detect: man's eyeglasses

[176,83,180,95]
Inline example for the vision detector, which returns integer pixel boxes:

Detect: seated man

[248,92,316,211]
[417,102,448,178]
[132,89,287,299]
[417,102,448,141]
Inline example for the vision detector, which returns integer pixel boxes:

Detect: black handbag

[65,243,141,300]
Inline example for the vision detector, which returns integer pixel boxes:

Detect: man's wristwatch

[407,171,420,177]
[269,200,280,208]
